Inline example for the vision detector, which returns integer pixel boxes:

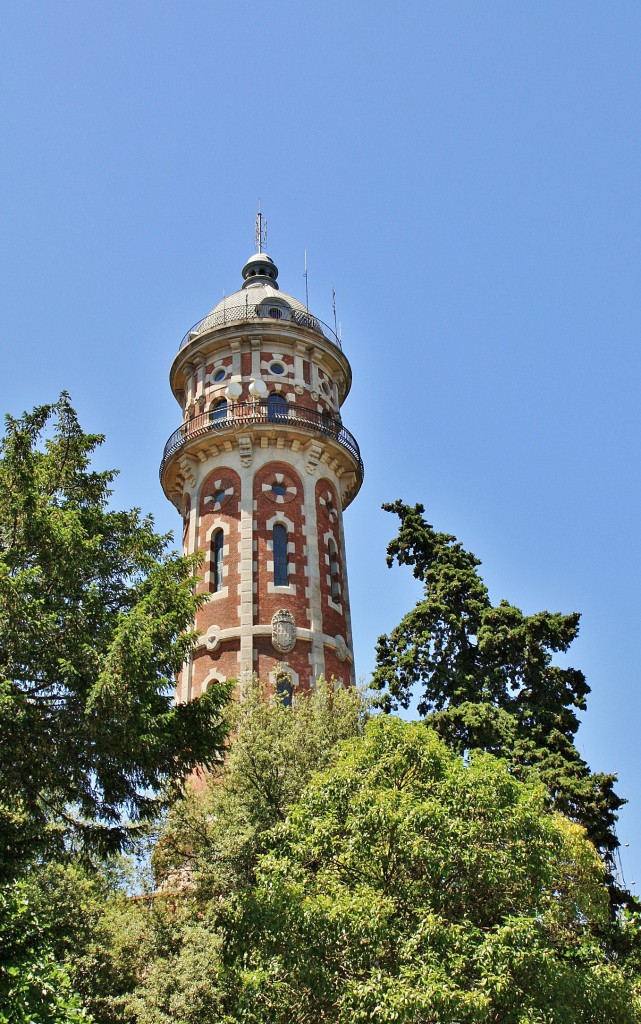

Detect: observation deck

[160,399,363,482]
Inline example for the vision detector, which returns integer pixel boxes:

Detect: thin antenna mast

[255,200,267,253]
[332,284,338,339]
[304,250,309,310]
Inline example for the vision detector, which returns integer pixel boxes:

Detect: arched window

[328,538,340,600]
[273,523,288,586]
[267,393,288,423]
[275,670,292,708]
[211,530,224,593]
[211,399,227,425]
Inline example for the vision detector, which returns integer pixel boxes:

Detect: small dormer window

[268,307,283,319]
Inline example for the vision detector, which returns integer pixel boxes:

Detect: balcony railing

[160,400,363,478]
[179,303,342,351]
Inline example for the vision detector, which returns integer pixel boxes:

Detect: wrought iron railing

[179,303,342,350]
[160,400,363,479]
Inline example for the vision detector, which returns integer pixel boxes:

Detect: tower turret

[160,248,363,700]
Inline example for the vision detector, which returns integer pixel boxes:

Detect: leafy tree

[0,396,231,877]
[0,880,91,1024]
[67,693,641,1024]
[153,676,367,896]
[70,680,367,1024]
[231,718,640,1023]
[371,501,627,906]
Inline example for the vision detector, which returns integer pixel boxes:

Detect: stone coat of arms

[271,609,296,654]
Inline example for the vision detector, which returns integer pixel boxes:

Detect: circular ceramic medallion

[262,470,298,505]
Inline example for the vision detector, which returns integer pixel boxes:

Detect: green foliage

[70,681,367,1024]
[67,695,641,1023]
[0,879,91,1023]
[0,396,231,876]
[372,501,627,905]
[230,718,638,1022]
[153,677,367,894]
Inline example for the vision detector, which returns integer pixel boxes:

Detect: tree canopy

[233,717,638,1023]
[58,702,641,1024]
[0,396,230,877]
[371,501,628,907]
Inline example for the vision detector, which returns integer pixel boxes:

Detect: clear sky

[1,2,639,888]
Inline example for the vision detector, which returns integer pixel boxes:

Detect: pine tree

[372,501,628,907]
[0,396,230,878]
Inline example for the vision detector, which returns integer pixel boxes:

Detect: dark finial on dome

[241,252,279,290]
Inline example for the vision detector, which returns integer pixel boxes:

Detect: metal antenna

[255,200,267,253]
[332,285,338,338]
[304,249,309,310]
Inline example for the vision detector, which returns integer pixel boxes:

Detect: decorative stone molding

[305,441,324,475]
[237,435,253,467]
[269,661,299,688]
[205,624,221,651]
[179,456,198,488]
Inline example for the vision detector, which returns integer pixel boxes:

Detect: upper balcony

[179,302,342,351]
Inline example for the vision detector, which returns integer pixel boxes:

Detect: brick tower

[160,246,363,701]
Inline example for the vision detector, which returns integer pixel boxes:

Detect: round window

[271,483,287,497]
[213,368,226,383]
[269,361,286,375]
[213,489,226,504]
[321,379,331,396]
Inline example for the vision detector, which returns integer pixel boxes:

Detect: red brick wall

[316,478,351,688]
[315,478,346,637]
[189,467,242,691]
[254,636,313,692]
[323,648,349,689]
[253,461,309,630]
[190,640,240,698]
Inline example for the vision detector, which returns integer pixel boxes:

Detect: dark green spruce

[0,396,231,880]
[372,500,629,909]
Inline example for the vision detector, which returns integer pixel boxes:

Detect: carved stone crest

[271,609,296,654]
[334,634,348,662]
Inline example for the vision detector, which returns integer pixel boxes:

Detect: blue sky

[1,2,640,887]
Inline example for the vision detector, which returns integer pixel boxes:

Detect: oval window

[213,368,226,383]
[269,361,286,375]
